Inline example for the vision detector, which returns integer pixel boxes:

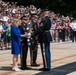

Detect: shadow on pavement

[0,66,12,71]
[0,62,76,75]
[34,62,76,75]
[0,66,39,71]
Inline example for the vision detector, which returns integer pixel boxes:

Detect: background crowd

[0,1,76,51]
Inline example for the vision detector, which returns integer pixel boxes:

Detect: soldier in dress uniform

[32,9,52,71]
[30,14,40,66]
[19,16,30,70]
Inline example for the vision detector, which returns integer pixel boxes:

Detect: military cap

[41,9,49,14]
[32,14,38,18]
[20,16,27,20]
[31,13,38,18]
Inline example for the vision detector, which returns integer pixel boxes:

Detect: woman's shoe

[12,67,22,71]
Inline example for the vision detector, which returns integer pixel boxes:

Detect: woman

[5,22,11,49]
[11,19,27,71]
[0,20,5,50]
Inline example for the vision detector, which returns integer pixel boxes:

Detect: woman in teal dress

[11,19,27,71]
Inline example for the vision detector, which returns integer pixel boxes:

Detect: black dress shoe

[44,68,50,71]
[21,67,31,70]
[20,67,25,70]
[39,68,50,71]
[25,67,31,70]
[39,67,46,71]
[31,63,40,67]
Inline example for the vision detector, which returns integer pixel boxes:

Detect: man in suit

[32,9,52,71]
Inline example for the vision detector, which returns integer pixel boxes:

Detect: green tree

[22,0,76,17]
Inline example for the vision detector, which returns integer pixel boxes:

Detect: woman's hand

[21,33,28,38]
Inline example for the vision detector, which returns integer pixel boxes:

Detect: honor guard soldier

[30,13,40,66]
[32,9,52,71]
[19,16,30,70]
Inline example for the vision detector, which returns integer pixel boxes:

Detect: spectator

[5,22,11,49]
[0,20,5,50]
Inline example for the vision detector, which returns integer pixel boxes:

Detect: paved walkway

[0,41,76,75]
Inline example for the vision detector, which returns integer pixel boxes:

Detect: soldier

[30,14,40,67]
[32,9,52,71]
[19,16,30,70]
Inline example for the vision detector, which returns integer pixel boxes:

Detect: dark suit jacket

[18,23,28,45]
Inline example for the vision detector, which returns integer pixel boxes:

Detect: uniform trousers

[44,42,51,69]
[21,44,28,69]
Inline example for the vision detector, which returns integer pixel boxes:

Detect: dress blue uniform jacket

[33,16,52,43]
[11,25,21,54]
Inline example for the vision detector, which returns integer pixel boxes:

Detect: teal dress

[11,25,21,54]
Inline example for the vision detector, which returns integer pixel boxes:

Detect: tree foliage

[21,0,76,17]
